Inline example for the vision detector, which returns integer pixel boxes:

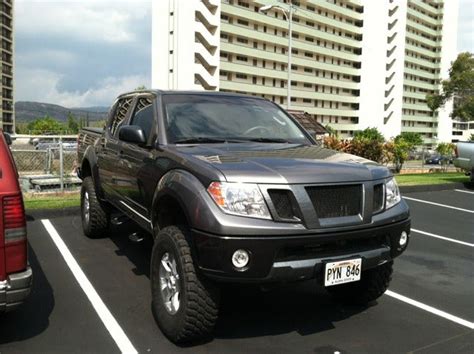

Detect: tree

[395,132,423,149]
[391,138,410,173]
[353,127,385,143]
[324,124,338,138]
[469,133,474,142]
[427,52,474,121]
[27,116,64,134]
[435,142,455,171]
[135,85,147,91]
[66,112,80,134]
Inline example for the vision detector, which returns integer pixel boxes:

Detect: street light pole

[287,5,293,110]
[259,3,294,110]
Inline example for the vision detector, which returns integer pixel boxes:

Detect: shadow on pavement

[215,282,371,339]
[0,244,54,344]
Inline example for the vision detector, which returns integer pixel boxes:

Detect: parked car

[454,141,474,182]
[0,131,32,312]
[425,154,453,165]
[77,91,410,343]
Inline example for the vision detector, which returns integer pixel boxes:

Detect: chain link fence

[10,135,82,192]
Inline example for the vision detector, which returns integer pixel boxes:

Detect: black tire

[470,169,474,183]
[151,226,219,344]
[81,176,109,238]
[327,261,393,305]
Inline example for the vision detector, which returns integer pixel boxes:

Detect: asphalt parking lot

[1,187,473,353]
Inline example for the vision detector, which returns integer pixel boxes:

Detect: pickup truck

[0,131,32,312]
[77,90,411,343]
[454,141,474,182]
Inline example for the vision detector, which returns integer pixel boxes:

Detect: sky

[13,0,474,108]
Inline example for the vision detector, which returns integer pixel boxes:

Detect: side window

[130,97,154,142]
[110,97,134,137]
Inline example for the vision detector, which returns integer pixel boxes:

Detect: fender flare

[151,169,208,232]
[81,146,104,199]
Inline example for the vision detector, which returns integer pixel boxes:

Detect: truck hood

[173,143,391,184]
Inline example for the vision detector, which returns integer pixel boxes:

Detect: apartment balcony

[221,22,361,63]
[404,78,438,91]
[405,31,440,48]
[404,55,440,70]
[403,91,429,100]
[221,3,363,42]
[402,115,437,123]
[401,126,438,133]
[220,61,360,91]
[402,102,432,112]
[405,43,441,60]
[407,7,442,26]
[411,0,443,16]
[404,67,439,80]
[406,21,439,37]
[220,42,360,76]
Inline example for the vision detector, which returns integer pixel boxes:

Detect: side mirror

[119,125,147,145]
[3,132,12,146]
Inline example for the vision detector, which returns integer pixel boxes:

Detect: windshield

[163,95,311,144]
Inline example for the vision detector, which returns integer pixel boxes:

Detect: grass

[24,192,80,210]
[395,172,468,186]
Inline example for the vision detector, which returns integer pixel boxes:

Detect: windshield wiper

[245,137,290,143]
[174,137,227,144]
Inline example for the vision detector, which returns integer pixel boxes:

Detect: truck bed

[77,127,104,166]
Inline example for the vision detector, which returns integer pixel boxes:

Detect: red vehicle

[0,130,32,312]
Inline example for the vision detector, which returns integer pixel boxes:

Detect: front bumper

[193,218,410,283]
[0,267,33,312]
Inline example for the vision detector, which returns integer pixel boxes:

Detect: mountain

[14,101,110,123]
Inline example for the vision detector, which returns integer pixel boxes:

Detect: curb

[400,182,473,193]
[26,206,80,221]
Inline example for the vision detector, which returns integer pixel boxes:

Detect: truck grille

[268,189,301,220]
[306,184,362,218]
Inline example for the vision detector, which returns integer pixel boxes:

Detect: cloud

[14,0,151,107]
[15,0,150,44]
[17,68,149,108]
[458,0,474,52]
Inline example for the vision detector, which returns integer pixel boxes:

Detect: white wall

[359,0,407,140]
[438,0,459,143]
[152,0,220,91]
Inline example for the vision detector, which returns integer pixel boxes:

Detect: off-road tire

[81,176,109,238]
[327,261,393,305]
[151,226,220,344]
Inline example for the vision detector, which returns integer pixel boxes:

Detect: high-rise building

[1,0,14,133]
[152,0,459,145]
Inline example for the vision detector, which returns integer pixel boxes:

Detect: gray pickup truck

[454,141,474,182]
[77,90,410,343]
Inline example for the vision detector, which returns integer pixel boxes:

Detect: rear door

[97,96,135,200]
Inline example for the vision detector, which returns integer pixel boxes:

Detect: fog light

[399,231,408,246]
[232,249,250,269]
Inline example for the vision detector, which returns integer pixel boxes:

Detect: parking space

[1,186,473,353]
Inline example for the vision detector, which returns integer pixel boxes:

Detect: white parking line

[403,196,474,214]
[41,220,138,354]
[412,228,474,247]
[386,290,474,330]
[454,189,474,195]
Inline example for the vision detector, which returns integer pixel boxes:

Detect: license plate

[324,258,362,287]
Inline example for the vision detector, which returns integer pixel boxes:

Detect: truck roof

[117,89,266,100]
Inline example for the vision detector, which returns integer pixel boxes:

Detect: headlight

[207,182,271,219]
[385,178,401,209]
